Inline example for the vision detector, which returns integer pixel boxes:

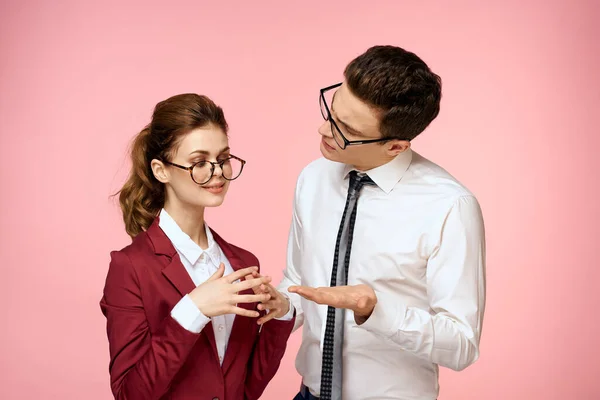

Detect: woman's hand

[189,264,272,318]
[245,271,291,325]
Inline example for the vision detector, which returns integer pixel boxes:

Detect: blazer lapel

[211,228,257,374]
[147,217,196,296]
[146,217,220,362]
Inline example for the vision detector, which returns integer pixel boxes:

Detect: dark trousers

[293,384,319,400]
[293,384,438,400]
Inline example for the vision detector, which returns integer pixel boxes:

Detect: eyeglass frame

[319,82,410,149]
[162,154,246,185]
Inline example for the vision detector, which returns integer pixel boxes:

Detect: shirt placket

[200,251,227,365]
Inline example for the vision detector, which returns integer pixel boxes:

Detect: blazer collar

[147,216,247,271]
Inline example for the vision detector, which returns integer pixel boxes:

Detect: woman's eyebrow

[188,146,230,156]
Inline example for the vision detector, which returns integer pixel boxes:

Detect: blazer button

[212,398,219,400]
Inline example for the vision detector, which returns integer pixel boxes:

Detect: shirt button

[218,325,224,332]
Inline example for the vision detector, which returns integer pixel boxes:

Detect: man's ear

[386,140,411,157]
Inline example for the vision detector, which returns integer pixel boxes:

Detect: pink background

[1,1,599,399]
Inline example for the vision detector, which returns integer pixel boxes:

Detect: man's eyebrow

[330,92,365,136]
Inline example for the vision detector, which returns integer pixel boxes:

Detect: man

[259,45,486,400]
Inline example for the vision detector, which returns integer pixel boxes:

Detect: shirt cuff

[356,290,407,338]
[170,294,211,333]
[274,293,295,321]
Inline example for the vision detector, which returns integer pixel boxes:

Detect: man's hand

[245,271,291,325]
[288,284,377,324]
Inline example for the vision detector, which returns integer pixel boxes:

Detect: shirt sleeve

[276,172,305,332]
[358,195,486,371]
[170,294,211,334]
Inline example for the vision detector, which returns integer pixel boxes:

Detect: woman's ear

[151,159,170,183]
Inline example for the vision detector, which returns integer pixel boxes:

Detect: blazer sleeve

[243,261,296,400]
[100,250,201,400]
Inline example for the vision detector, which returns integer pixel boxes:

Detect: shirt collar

[158,209,221,265]
[342,148,413,194]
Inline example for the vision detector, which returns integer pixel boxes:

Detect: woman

[100,93,294,400]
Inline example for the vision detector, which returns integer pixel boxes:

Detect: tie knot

[349,170,374,192]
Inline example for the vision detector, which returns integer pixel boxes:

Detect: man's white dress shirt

[278,149,486,400]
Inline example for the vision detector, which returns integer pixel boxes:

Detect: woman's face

[156,125,233,210]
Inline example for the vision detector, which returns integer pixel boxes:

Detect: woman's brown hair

[117,93,228,238]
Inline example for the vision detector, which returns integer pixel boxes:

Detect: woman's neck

[163,202,208,249]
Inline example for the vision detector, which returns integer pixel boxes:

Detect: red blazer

[100,218,295,400]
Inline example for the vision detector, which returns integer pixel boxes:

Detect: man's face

[318,82,407,170]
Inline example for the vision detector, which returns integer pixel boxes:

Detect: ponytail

[117,126,164,238]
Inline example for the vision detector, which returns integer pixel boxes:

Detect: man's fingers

[288,285,307,294]
[318,288,338,305]
[290,286,339,306]
[224,266,259,283]
[233,293,271,304]
[233,276,272,292]
[228,306,260,318]
[289,286,320,302]
[357,296,368,310]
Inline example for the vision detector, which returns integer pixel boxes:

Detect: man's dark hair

[344,45,442,141]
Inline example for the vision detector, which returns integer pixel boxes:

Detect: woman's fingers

[233,293,271,304]
[232,276,272,292]
[224,267,259,283]
[228,306,260,318]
